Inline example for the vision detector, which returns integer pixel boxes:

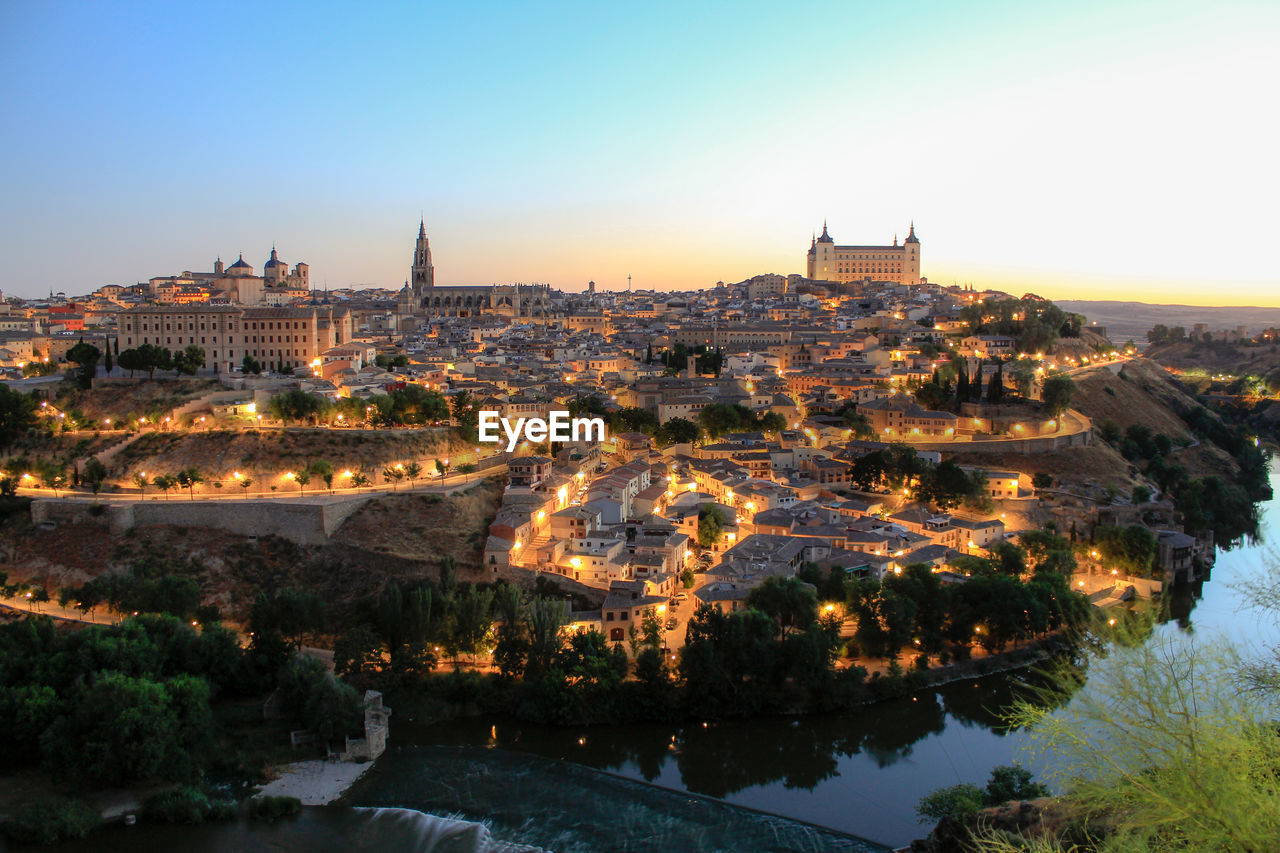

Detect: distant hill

[1056,301,1280,348]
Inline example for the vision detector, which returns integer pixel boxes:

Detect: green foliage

[1094,525,1158,577]
[267,389,331,424]
[917,764,1047,825]
[82,456,108,493]
[696,502,726,548]
[917,458,987,511]
[246,796,301,821]
[745,575,817,638]
[656,417,701,446]
[696,402,778,438]
[983,764,1048,804]
[277,657,363,744]
[1040,373,1075,417]
[0,385,38,450]
[916,783,984,823]
[2,796,100,845]
[66,340,101,388]
[1031,472,1053,490]
[374,353,410,369]
[144,785,236,824]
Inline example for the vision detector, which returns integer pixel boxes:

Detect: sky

[1,0,1277,305]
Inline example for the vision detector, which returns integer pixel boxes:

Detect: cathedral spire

[419,218,426,239]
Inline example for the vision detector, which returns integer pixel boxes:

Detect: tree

[152,473,177,499]
[66,340,101,389]
[382,466,404,490]
[291,469,311,495]
[175,345,205,375]
[334,625,384,677]
[308,460,335,493]
[241,354,262,374]
[40,673,192,787]
[657,417,701,446]
[746,576,817,639]
[983,765,1048,804]
[986,362,1004,403]
[174,467,204,500]
[82,457,107,494]
[1041,373,1075,418]
[403,462,422,487]
[237,476,252,497]
[696,503,726,549]
[103,338,114,375]
[1031,472,1054,490]
[917,783,984,823]
[0,385,37,450]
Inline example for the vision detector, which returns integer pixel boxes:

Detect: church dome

[264,247,284,268]
[228,254,252,270]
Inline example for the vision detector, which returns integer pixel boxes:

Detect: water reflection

[411,666,1069,801]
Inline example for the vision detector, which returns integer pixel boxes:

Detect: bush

[246,795,301,821]
[143,785,235,825]
[3,796,100,844]
[916,783,984,823]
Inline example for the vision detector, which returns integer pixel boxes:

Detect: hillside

[55,377,222,421]
[1145,338,1280,380]
[1070,358,1244,481]
[109,427,470,484]
[0,478,505,626]
[1056,300,1280,346]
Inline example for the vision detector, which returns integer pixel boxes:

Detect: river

[32,461,1280,852]
[367,459,1279,849]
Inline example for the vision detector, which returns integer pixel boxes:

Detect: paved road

[16,465,506,504]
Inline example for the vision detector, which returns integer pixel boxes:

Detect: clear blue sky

[2,0,1277,304]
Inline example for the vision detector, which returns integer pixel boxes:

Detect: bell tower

[411,219,434,298]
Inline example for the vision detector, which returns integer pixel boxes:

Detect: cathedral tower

[411,219,434,293]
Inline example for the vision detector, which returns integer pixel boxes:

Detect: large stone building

[397,220,553,325]
[148,248,311,305]
[119,304,353,373]
[806,222,921,285]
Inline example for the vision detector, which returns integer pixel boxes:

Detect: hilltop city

[0,217,1275,849]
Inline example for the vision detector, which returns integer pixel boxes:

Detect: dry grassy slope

[943,444,1144,501]
[2,432,122,468]
[331,478,503,568]
[1146,339,1280,377]
[1050,328,1114,358]
[110,428,470,481]
[56,378,222,420]
[1073,359,1197,442]
[0,479,505,624]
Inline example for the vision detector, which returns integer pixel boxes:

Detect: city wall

[908,427,1092,455]
[31,495,370,545]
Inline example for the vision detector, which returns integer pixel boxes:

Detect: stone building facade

[119,304,353,372]
[806,222,921,285]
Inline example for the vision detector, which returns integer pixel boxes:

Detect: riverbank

[256,760,375,805]
[383,634,1075,731]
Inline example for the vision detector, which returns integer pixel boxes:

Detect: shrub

[247,795,302,821]
[3,796,100,845]
[143,785,235,824]
[916,783,984,823]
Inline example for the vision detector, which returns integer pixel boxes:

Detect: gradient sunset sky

[2,1,1277,304]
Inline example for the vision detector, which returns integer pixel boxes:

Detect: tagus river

[42,462,1280,852]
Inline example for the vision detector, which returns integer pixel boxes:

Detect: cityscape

[1,2,1278,852]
